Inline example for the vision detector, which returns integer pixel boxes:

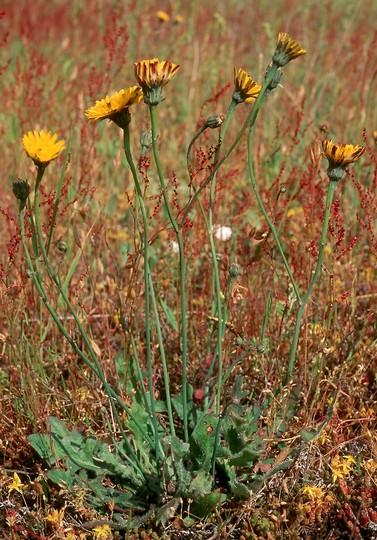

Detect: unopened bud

[12,179,30,210]
[265,65,283,93]
[205,115,225,129]
[119,315,129,331]
[229,262,242,277]
[58,241,67,253]
[140,128,153,154]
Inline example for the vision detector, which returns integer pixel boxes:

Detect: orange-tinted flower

[134,58,180,105]
[134,58,179,90]
[233,67,261,104]
[273,32,306,67]
[322,139,364,180]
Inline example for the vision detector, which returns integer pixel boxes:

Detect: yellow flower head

[22,130,65,168]
[45,507,65,526]
[174,15,184,24]
[322,139,365,181]
[156,10,170,22]
[331,454,356,483]
[233,68,261,104]
[301,485,325,503]
[273,32,307,67]
[8,472,26,494]
[93,523,112,540]
[373,130,377,144]
[85,87,143,128]
[134,58,180,105]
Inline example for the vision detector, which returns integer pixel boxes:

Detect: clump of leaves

[28,376,297,529]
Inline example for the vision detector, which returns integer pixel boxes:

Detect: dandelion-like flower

[272,32,307,68]
[85,86,143,128]
[233,68,261,104]
[134,58,180,106]
[322,139,365,181]
[22,130,65,168]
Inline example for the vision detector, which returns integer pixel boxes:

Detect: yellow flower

[174,15,184,24]
[156,10,170,22]
[93,524,112,540]
[64,532,87,540]
[233,68,261,104]
[134,58,180,105]
[8,472,26,494]
[85,87,143,128]
[65,533,88,540]
[373,130,377,144]
[22,130,65,168]
[331,454,356,483]
[322,139,365,181]
[45,507,65,526]
[273,32,307,67]
[301,485,325,503]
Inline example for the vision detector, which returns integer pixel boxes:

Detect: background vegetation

[0,0,376,538]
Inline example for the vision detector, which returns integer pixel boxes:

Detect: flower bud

[265,65,283,93]
[58,241,67,253]
[140,128,153,153]
[12,179,30,210]
[205,115,225,129]
[229,262,242,277]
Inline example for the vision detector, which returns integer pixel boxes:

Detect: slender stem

[46,138,71,255]
[122,126,162,460]
[246,66,301,304]
[149,273,176,436]
[33,168,154,454]
[180,75,275,228]
[186,125,206,188]
[149,105,189,442]
[285,180,337,384]
[18,204,146,475]
[207,100,236,415]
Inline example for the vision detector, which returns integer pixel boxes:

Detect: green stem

[246,66,301,304]
[207,101,236,415]
[18,205,146,476]
[122,126,162,461]
[46,136,71,255]
[149,105,189,442]
[180,77,274,228]
[285,180,337,385]
[33,168,155,455]
[149,273,176,436]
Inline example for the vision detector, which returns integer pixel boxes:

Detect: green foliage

[28,376,298,527]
